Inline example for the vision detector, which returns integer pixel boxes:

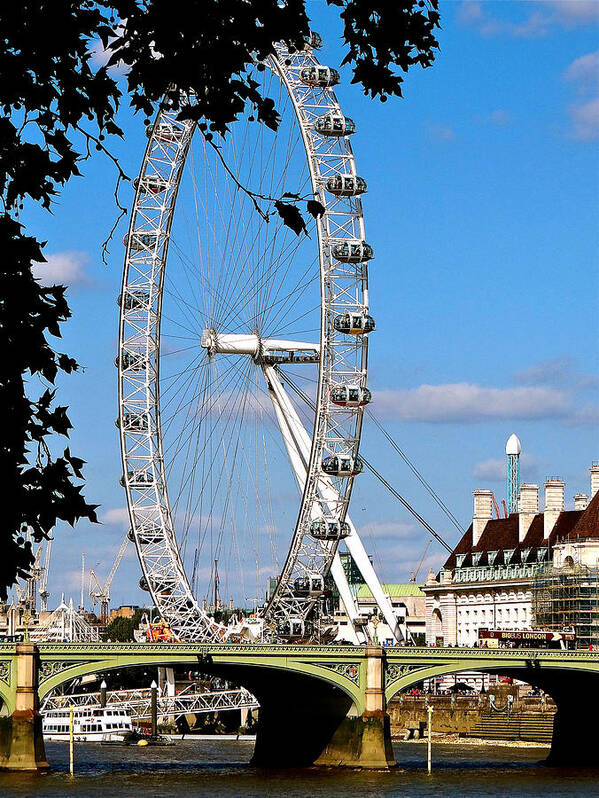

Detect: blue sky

[23,1,599,610]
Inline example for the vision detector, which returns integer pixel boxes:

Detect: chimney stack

[518,483,538,542]
[590,463,599,499]
[574,493,589,511]
[544,478,564,539]
[473,489,493,546]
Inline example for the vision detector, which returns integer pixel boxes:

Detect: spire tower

[505,433,522,514]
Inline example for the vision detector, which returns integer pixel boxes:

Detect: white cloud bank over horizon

[373,382,570,423]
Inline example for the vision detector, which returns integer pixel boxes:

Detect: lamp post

[150,680,158,738]
[371,614,379,646]
[427,704,434,774]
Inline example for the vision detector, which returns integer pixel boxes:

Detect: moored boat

[42,707,133,742]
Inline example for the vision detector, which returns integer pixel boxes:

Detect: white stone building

[423,464,599,647]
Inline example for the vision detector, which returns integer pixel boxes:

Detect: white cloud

[564,402,599,426]
[562,51,599,141]
[32,251,90,287]
[568,95,599,140]
[458,0,599,37]
[547,1,599,25]
[473,457,506,481]
[360,521,417,541]
[373,383,570,423]
[101,507,130,527]
[513,356,599,390]
[563,51,599,87]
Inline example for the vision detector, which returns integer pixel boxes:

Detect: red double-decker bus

[477,628,576,650]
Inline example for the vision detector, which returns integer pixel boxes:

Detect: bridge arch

[38,652,362,712]
[385,652,599,767]
[37,646,365,768]
[385,658,599,704]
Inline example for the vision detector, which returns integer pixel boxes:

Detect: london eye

[117,34,401,643]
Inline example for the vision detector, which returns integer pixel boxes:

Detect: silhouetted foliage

[0,1,439,597]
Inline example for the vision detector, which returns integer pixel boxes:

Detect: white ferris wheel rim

[117,38,371,641]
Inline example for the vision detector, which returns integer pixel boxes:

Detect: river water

[1,739,597,797]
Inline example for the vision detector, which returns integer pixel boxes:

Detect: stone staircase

[464,712,555,743]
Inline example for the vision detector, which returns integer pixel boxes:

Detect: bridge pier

[0,643,49,772]
[314,646,395,769]
[545,676,599,766]
[249,646,395,769]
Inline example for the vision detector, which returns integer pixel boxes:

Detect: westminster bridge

[1,641,598,771]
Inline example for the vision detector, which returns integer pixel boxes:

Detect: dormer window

[536,547,548,561]
[472,552,482,566]
[487,550,498,565]
[456,554,467,568]
[503,548,515,564]
[520,547,531,563]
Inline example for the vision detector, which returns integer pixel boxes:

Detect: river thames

[1,739,598,797]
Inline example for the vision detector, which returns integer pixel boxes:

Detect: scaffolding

[533,562,599,649]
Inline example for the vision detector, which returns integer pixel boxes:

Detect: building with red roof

[423,463,599,648]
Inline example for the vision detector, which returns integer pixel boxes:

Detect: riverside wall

[388,692,556,738]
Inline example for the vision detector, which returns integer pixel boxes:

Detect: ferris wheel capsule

[330,385,372,408]
[116,351,147,371]
[299,65,340,88]
[137,521,164,545]
[332,313,375,336]
[322,455,364,477]
[117,289,151,310]
[145,122,184,142]
[133,174,169,195]
[124,231,158,252]
[276,618,313,640]
[309,518,351,541]
[331,239,374,263]
[293,574,324,597]
[313,113,356,137]
[117,412,150,432]
[325,174,367,196]
[121,469,154,488]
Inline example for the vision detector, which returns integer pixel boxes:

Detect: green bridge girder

[1,642,599,715]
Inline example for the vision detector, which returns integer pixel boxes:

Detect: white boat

[42,707,133,742]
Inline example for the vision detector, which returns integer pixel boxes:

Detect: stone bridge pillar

[0,643,49,771]
[545,675,599,766]
[314,646,395,769]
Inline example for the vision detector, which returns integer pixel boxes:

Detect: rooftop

[442,491,599,570]
[356,583,425,598]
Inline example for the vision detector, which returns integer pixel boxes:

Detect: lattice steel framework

[507,453,520,515]
[42,687,259,719]
[118,37,371,640]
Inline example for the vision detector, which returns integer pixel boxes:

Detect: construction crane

[410,539,432,583]
[39,539,52,613]
[16,533,46,614]
[89,534,130,624]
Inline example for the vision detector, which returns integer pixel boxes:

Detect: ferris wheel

[117,34,402,643]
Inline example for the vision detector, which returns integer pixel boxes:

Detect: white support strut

[263,366,362,644]
[263,365,403,643]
